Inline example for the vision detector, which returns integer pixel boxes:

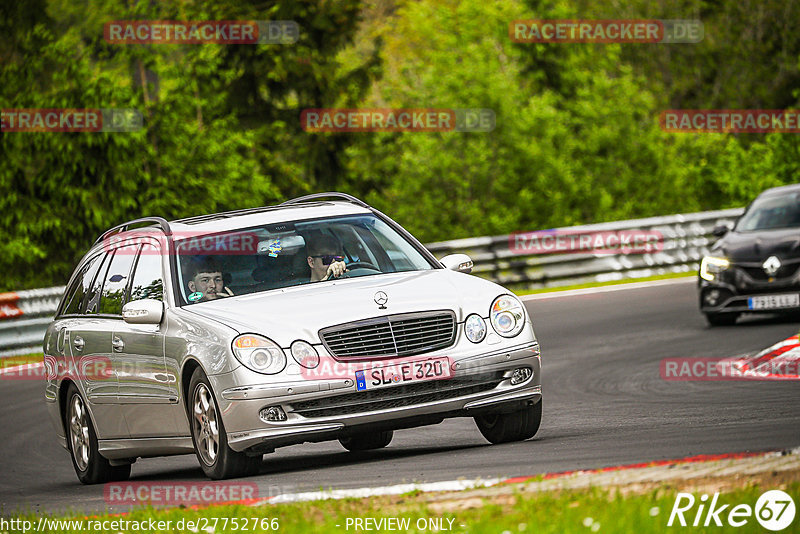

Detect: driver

[306,234,348,282]
[187,258,234,301]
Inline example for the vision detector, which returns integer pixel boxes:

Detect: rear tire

[705,312,739,326]
[339,430,393,451]
[188,367,261,479]
[65,383,131,484]
[475,400,542,444]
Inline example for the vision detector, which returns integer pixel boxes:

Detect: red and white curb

[721,334,800,380]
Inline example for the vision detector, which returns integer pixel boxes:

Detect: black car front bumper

[698,261,800,314]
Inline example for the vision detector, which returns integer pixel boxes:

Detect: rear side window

[129,244,164,302]
[97,244,139,315]
[61,253,104,316]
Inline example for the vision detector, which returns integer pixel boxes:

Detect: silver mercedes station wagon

[44,193,542,483]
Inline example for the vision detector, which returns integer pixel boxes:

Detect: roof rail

[94,217,173,246]
[280,192,371,209]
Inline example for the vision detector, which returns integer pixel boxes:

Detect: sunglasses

[311,255,344,265]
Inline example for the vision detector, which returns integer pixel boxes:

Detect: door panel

[67,320,128,439]
[113,239,179,437]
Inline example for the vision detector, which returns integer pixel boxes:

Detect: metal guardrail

[0,287,65,356]
[0,208,743,356]
[427,207,744,289]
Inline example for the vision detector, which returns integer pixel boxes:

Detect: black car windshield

[735,193,800,232]
[174,214,434,305]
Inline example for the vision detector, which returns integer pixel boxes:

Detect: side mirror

[122,299,164,325]
[711,222,733,237]
[440,253,474,274]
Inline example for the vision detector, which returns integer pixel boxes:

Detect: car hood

[183,269,511,346]
[713,228,800,263]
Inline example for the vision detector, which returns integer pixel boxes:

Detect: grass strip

[4,480,797,533]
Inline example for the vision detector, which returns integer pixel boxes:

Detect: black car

[699,183,800,325]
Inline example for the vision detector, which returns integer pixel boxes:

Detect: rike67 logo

[668,490,796,531]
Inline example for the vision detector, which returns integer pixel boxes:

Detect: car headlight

[700,256,730,281]
[464,313,487,343]
[490,295,526,338]
[232,334,286,374]
[290,340,320,369]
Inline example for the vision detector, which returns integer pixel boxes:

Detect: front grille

[289,372,504,418]
[319,311,456,360]
[739,264,800,281]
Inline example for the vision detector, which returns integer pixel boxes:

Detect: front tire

[65,383,131,484]
[188,367,261,479]
[705,312,739,326]
[339,431,393,451]
[474,400,542,444]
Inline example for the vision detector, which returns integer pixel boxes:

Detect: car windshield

[735,193,800,232]
[174,214,434,305]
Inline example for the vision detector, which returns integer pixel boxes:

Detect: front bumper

[215,341,542,453]
[698,277,800,314]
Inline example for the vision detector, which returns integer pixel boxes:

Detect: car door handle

[112,336,125,353]
[73,336,84,352]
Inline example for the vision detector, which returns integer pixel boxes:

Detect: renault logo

[374,291,388,309]
[762,256,781,276]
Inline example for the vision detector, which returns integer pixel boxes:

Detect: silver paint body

[44,203,542,461]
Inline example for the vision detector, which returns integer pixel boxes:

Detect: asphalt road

[2,278,799,514]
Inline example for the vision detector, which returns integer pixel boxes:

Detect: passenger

[187,258,234,301]
[306,234,348,282]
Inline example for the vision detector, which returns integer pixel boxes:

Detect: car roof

[169,201,372,236]
[90,199,375,252]
[758,183,800,198]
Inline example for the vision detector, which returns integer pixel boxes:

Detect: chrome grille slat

[390,331,452,342]
[319,311,456,360]
[325,326,393,338]
[329,344,393,350]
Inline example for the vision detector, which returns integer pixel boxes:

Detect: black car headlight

[700,256,730,281]
[232,334,286,374]
[490,295,526,338]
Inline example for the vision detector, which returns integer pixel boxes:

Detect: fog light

[510,367,532,385]
[260,406,287,422]
[704,289,720,306]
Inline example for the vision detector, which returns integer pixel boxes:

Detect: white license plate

[747,294,800,310]
[355,357,451,391]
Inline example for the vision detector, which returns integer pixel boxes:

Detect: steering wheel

[346,261,381,271]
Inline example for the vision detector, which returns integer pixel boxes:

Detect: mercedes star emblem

[374,291,388,309]
[762,255,781,276]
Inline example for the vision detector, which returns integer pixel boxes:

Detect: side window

[85,253,113,315]
[129,244,164,302]
[61,253,104,316]
[97,244,139,316]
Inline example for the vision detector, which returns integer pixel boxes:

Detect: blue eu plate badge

[355,370,367,391]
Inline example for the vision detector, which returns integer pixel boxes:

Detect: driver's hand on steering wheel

[322,260,348,281]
